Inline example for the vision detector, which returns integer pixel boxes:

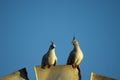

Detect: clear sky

[0,0,120,80]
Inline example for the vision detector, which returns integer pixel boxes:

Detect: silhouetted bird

[41,42,57,68]
[67,37,84,80]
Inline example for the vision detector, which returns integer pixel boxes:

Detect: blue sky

[0,0,120,80]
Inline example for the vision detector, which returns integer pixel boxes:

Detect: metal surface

[34,65,80,80]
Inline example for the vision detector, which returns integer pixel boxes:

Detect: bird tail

[77,66,81,80]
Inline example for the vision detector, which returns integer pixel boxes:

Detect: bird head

[50,41,56,49]
[72,36,79,45]
[73,36,76,41]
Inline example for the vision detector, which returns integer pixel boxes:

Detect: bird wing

[41,53,48,67]
[67,50,75,65]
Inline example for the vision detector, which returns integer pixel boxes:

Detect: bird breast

[75,49,83,65]
[48,50,57,65]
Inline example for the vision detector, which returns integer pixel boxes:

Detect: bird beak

[53,44,56,48]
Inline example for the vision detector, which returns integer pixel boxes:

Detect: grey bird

[67,37,84,80]
[41,42,57,69]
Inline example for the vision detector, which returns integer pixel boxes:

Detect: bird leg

[72,64,78,68]
[42,65,49,69]
[48,64,55,68]
[48,65,51,68]
[72,64,76,68]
